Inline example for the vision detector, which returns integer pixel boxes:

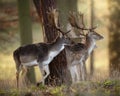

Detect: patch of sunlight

[95,48,109,70]
[34,66,42,82]
[77,0,90,14]
[94,0,109,17]
[0,53,15,80]
[0,53,42,81]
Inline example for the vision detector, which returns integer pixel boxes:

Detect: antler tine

[77,13,97,31]
[48,8,71,36]
[54,26,71,36]
[69,12,97,32]
[68,12,80,28]
[77,12,86,36]
[89,26,97,31]
[68,12,75,27]
[78,13,85,28]
[77,13,97,36]
[68,12,85,36]
[47,7,59,28]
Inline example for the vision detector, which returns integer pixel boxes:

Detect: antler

[47,7,59,28]
[68,12,97,32]
[47,8,71,36]
[68,12,78,28]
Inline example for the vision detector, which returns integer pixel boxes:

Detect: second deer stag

[66,13,104,83]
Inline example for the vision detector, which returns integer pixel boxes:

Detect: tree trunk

[17,0,36,84]
[108,0,120,77]
[33,0,70,85]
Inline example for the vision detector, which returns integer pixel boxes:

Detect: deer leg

[21,66,29,85]
[81,61,85,81]
[79,60,84,81]
[78,58,83,81]
[21,66,28,76]
[16,71,19,88]
[37,64,45,85]
[76,65,80,82]
[79,60,82,80]
[16,64,22,88]
[69,66,76,83]
[83,60,87,80]
[43,65,50,80]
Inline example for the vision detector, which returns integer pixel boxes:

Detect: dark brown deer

[65,12,104,83]
[13,9,72,88]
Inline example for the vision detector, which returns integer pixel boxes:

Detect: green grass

[0,79,119,96]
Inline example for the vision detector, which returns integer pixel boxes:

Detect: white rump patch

[21,59,39,66]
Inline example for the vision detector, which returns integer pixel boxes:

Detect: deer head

[87,30,104,41]
[68,12,103,40]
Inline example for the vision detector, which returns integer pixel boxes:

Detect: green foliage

[102,80,115,88]
[0,89,20,96]
[37,84,47,90]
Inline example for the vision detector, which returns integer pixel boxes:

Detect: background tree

[108,0,120,76]
[17,0,36,84]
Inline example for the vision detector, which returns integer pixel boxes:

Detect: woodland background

[0,0,120,96]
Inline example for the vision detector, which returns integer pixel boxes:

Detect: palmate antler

[68,12,97,33]
[47,8,59,28]
[47,8,72,37]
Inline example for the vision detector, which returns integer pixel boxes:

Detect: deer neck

[39,39,65,65]
[85,37,96,55]
[49,39,65,57]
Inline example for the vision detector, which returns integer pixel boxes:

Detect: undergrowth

[0,79,120,96]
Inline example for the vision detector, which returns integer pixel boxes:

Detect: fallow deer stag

[13,9,72,88]
[65,12,104,83]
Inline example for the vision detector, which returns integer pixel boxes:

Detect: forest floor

[0,79,120,96]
